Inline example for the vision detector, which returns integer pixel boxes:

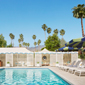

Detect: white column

[32,54,33,66]
[27,54,28,62]
[62,53,63,65]
[5,54,7,66]
[50,56,51,66]
[35,53,36,66]
[56,53,57,62]
[17,54,18,63]
[40,54,42,66]
[12,53,13,67]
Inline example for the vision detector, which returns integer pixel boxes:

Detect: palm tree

[32,35,36,50]
[27,43,30,49]
[18,39,21,47]
[47,28,52,36]
[12,34,15,47]
[34,42,37,51]
[54,29,58,35]
[9,33,13,46]
[38,39,41,51]
[42,24,47,41]
[72,4,85,37]
[19,34,24,46]
[19,44,21,47]
[25,43,28,48]
[60,29,65,38]
[23,42,25,47]
[32,35,36,42]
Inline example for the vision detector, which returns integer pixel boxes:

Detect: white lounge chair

[74,68,85,76]
[63,61,81,72]
[60,61,76,71]
[68,61,83,74]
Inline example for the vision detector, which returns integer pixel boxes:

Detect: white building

[0,48,78,67]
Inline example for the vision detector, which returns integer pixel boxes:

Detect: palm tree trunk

[11,39,12,46]
[35,46,36,51]
[81,16,84,37]
[44,31,46,41]
[13,41,14,47]
[39,45,40,51]
[38,45,39,51]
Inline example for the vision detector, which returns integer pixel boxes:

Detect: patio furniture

[68,61,83,73]
[27,62,33,66]
[63,61,81,71]
[74,68,85,76]
[22,62,25,66]
[59,61,76,71]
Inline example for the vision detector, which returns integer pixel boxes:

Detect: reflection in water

[5,70,13,84]
[0,69,70,85]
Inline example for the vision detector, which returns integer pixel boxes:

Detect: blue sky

[0,0,85,47]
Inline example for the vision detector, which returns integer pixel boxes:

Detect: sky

[0,0,85,47]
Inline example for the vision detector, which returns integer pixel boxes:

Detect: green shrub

[37,62,39,64]
[7,62,10,64]
[56,62,59,64]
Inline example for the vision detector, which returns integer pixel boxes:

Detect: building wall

[0,54,5,66]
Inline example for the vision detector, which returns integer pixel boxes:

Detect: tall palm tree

[34,42,37,51]
[19,44,21,47]
[47,28,52,36]
[42,24,47,41]
[54,29,58,35]
[9,33,14,46]
[12,34,15,47]
[72,4,85,37]
[60,29,65,38]
[32,35,36,50]
[23,42,25,47]
[9,33,13,45]
[25,43,28,48]
[38,39,41,51]
[18,39,21,47]
[27,43,30,49]
[19,34,24,46]
[32,35,36,42]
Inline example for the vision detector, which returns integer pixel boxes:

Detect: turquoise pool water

[0,68,71,85]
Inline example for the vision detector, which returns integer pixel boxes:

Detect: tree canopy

[72,4,85,37]
[54,29,58,35]
[0,34,7,47]
[60,29,65,38]
[45,34,60,51]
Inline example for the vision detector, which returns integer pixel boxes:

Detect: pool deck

[0,66,85,85]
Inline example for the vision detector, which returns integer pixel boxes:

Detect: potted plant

[56,62,59,66]
[37,62,40,66]
[6,62,10,67]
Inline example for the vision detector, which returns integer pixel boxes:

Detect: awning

[0,48,33,54]
[35,48,56,54]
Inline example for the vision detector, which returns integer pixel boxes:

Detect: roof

[0,48,33,54]
[35,48,56,54]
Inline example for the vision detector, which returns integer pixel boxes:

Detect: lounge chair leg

[74,71,76,75]
[79,72,81,77]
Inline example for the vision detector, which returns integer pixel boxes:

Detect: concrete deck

[0,66,85,85]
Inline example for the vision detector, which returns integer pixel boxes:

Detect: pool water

[0,68,71,85]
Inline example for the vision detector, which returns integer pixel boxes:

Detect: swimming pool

[0,68,71,85]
